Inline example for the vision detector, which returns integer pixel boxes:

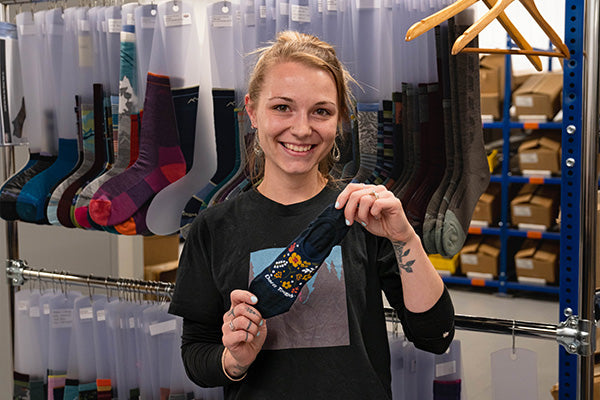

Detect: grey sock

[353,103,379,182]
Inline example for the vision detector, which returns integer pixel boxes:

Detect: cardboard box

[460,236,501,278]
[143,235,180,267]
[515,239,559,284]
[144,260,179,283]
[513,72,563,120]
[518,134,562,174]
[481,92,501,119]
[511,184,560,229]
[480,54,513,99]
[471,183,501,225]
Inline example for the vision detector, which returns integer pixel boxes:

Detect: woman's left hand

[335,183,414,243]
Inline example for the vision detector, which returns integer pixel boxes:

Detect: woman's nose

[290,114,311,137]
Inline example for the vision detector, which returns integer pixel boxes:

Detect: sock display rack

[0,0,597,398]
[443,39,563,295]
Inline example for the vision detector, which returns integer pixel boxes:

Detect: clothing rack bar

[6,259,175,298]
[384,308,559,341]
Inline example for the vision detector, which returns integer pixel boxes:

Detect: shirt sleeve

[168,217,233,387]
[377,237,455,354]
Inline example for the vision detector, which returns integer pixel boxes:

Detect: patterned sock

[78,382,97,400]
[352,102,379,183]
[378,100,395,185]
[16,139,79,224]
[365,109,385,184]
[0,153,54,221]
[74,25,140,228]
[180,89,238,230]
[113,201,152,236]
[440,19,489,257]
[384,93,403,188]
[50,85,108,228]
[89,73,186,226]
[47,97,92,226]
[249,203,350,318]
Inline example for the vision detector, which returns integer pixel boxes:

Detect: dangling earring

[331,140,341,162]
[253,134,263,156]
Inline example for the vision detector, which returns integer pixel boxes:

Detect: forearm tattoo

[232,362,249,377]
[392,241,415,273]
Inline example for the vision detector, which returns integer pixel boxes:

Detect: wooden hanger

[405,0,543,71]
[452,0,569,58]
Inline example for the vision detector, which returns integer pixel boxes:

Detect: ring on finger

[369,190,379,200]
[229,320,235,331]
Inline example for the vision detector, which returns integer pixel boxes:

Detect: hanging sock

[383,92,404,189]
[352,102,379,183]
[0,153,55,221]
[434,379,461,400]
[180,88,239,231]
[439,18,489,257]
[48,85,108,228]
[112,201,153,236]
[15,139,79,224]
[364,109,386,184]
[96,379,112,400]
[89,73,186,227]
[249,203,350,318]
[377,100,396,185]
[403,83,446,238]
[390,84,418,197]
[78,381,98,400]
[173,85,200,173]
[74,24,141,229]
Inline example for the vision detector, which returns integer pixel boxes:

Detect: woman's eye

[274,104,289,112]
[315,108,332,116]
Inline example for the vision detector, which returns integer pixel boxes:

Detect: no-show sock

[89,72,186,227]
[248,203,350,318]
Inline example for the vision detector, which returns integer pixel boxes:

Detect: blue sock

[249,203,350,318]
[16,139,80,223]
[0,153,55,221]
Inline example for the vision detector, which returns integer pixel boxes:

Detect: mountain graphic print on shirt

[249,245,349,350]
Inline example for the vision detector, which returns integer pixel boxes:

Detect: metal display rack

[0,0,597,398]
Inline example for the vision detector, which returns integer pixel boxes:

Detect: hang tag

[164,12,192,28]
[149,319,177,336]
[290,5,310,23]
[96,309,106,322]
[491,348,538,400]
[211,15,233,28]
[51,308,74,328]
[108,18,121,33]
[79,307,93,320]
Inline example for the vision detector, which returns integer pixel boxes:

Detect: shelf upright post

[497,46,513,295]
[560,0,589,397]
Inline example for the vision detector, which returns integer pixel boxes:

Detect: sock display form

[249,203,350,318]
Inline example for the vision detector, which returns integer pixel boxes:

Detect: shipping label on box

[512,72,563,120]
[518,134,562,174]
[460,236,500,277]
[514,239,559,284]
[511,184,560,229]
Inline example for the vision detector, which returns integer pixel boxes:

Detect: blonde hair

[246,31,355,184]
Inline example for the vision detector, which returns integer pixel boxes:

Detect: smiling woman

[168,30,455,400]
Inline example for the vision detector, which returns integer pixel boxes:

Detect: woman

[169,31,455,399]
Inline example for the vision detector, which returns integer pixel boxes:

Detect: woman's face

[246,61,339,183]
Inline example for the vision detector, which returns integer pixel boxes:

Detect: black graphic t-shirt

[169,183,455,400]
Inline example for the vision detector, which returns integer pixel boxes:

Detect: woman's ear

[245,94,256,128]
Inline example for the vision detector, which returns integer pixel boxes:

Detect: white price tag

[78,19,90,32]
[291,5,311,22]
[51,308,74,328]
[164,12,192,28]
[43,304,50,315]
[96,309,106,322]
[211,14,233,27]
[17,301,28,312]
[126,13,135,26]
[327,0,337,11]
[79,307,93,320]
[435,360,457,378]
[259,5,267,18]
[149,319,177,336]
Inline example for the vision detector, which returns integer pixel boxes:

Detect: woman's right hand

[221,289,267,378]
